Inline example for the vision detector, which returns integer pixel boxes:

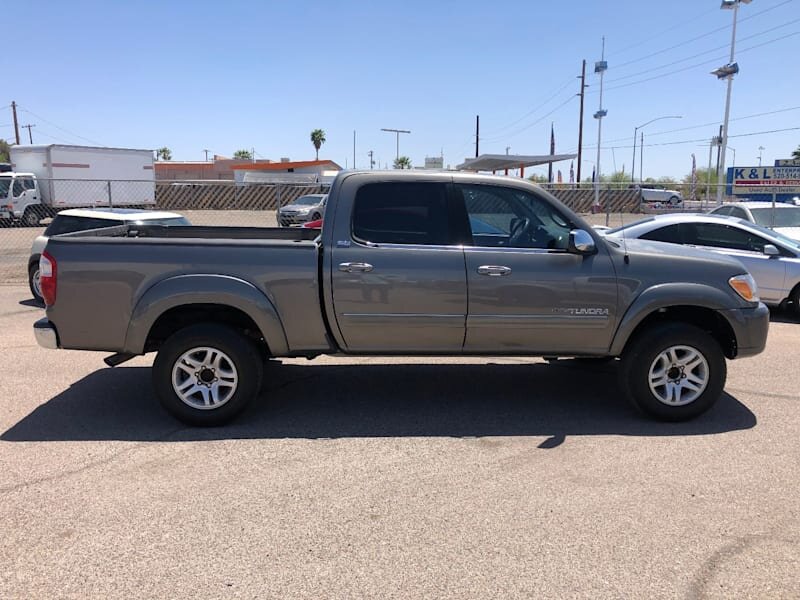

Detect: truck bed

[44,224,329,355]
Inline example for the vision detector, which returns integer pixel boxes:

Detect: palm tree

[792,145,800,160]
[393,156,412,170]
[233,149,253,160]
[310,129,326,160]
[156,147,172,161]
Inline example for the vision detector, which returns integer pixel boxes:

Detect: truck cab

[0,172,41,224]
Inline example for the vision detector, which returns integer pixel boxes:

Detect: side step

[104,352,137,367]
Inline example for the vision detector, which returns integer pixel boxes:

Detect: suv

[631,185,683,206]
[28,208,189,303]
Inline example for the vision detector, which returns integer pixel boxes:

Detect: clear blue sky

[5,0,799,179]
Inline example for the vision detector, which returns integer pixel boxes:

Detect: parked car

[28,208,190,303]
[604,213,800,313]
[34,172,768,426]
[708,201,800,241]
[630,185,683,206]
[277,194,327,227]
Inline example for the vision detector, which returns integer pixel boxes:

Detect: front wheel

[152,324,264,426]
[668,196,681,206]
[22,207,41,227]
[619,322,726,421]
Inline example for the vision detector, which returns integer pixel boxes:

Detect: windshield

[0,178,10,199]
[289,195,324,206]
[750,207,800,228]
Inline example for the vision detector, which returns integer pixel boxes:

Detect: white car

[277,194,327,227]
[708,201,800,242]
[605,213,800,313]
[631,185,683,206]
[28,208,189,303]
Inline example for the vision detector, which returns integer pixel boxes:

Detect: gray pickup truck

[34,171,769,426]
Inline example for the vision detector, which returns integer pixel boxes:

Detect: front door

[330,181,467,353]
[455,183,619,354]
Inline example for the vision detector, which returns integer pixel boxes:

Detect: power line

[481,95,576,144]
[607,18,800,84]
[582,126,800,152]
[611,0,795,71]
[482,75,577,136]
[607,6,720,57]
[17,105,106,146]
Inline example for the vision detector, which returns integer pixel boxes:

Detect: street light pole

[592,37,608,224]
[631,115,682,183]
[381,128,411,160]
[715,0,751,206]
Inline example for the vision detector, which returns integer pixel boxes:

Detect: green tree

[310,129,326,160]
[393,156,412,169]
[792,145,800,159]
[0,139,11,163]
[156,147,172,161]
[233,149,253,160]
[600,170,630,190]
[527,174,549,184]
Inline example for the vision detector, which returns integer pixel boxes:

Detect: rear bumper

[34,318,59,349]
[723,303,770,358]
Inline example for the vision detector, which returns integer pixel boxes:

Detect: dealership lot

[0,284,798,598]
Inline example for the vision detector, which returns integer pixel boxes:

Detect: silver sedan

[606,213,800,313]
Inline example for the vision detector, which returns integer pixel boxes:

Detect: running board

[104,352,137,367]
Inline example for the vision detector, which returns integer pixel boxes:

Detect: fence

[0,178,784,287]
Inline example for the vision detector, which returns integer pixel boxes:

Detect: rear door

[455,183,619,354]
[329,181,467,353]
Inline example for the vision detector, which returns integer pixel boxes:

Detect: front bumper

[34,318,59,349]
[278,213,311,227]
[723,302,770,358]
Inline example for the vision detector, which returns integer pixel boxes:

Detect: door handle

[477,265,512,276]
[339,262,374,273]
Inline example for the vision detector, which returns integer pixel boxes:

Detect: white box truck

[0,144,155,226]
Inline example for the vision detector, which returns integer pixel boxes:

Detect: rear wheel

[22,207,41,227]
[152,324,263,426]
[668,195,681,206]
[28,262,43,304]
[619,322,726,421]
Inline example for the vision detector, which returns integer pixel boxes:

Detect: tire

[668,196,680,206]
[22,207,41,227]
[311,212,321,221]
[619,322,726,421]
[789,284,800,317]
[28,262,43,305]
[152,323,264,426]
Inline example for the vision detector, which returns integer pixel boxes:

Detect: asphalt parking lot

[1,284,798,599]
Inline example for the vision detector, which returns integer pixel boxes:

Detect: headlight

[728,273,759,303]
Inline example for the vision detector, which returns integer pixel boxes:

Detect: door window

[351,182,450,245]
[12,180,24,197]
[22,178,36,190]
[640,224,684,244]
[456,184,571,249]
[683,223,768,252]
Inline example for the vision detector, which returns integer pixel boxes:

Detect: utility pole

[380,128,411,160]
[576,59,587,184]
[593,37,608,224]
[11,101,20,145]
[353,130,356,170]
[715,124,723,176]
[758,146,764,166]
[203,149,210,161]
[22,124,35,144]
[475,115,480,158]
[368,150,375,169]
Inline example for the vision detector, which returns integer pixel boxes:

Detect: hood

[604,236,749,273]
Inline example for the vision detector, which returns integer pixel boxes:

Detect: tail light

[40,251,57,306]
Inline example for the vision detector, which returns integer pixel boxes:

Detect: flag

[548,123,555,183]
[690,153,697,202]
[592,167,596,183]
[557,170,563,184]
[569,161,575,184]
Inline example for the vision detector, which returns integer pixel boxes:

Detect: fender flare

[123,274,288,355]
[609,282,738,356]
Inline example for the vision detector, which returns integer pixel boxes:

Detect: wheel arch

[611,284,741,359]
[124,274,289,356]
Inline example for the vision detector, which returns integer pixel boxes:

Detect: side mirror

[568,229,596,255]
[763,244,780,257]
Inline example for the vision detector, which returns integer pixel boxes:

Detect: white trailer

[1,144,155,225]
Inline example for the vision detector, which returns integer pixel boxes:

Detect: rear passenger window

[44,216,115,236]
[640,224,683,244]
[352,182,450,245]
